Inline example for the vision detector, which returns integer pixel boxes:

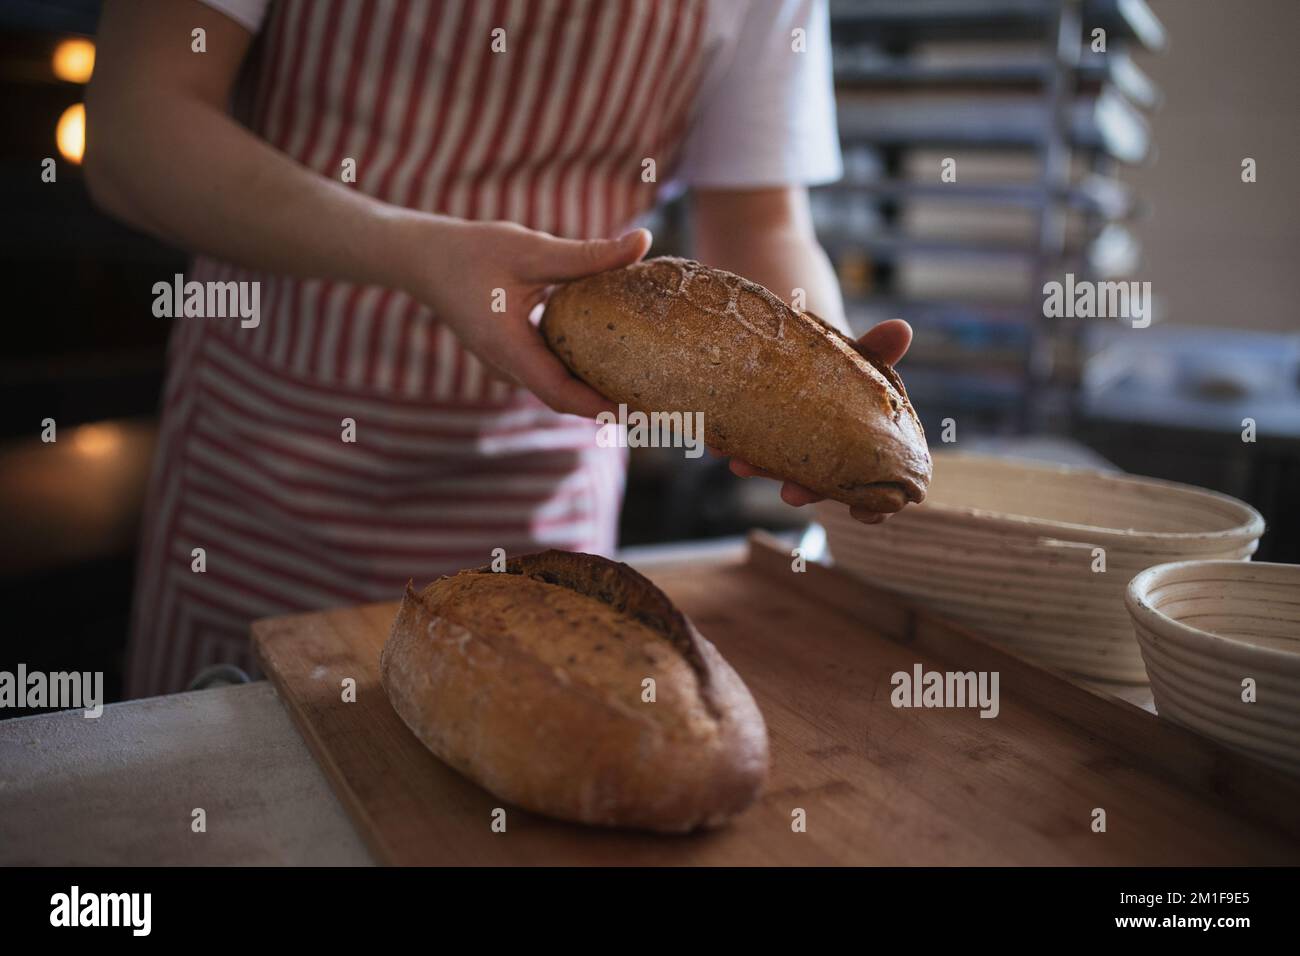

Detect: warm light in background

[56,103,85,165]
[52,38,95,83]
[71,423,124,460]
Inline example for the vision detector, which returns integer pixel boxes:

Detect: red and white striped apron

[127,0,708,697]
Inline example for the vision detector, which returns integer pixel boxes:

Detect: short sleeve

[197,0,271,32]
[675,0,842,188]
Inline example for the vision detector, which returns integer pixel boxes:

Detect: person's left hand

[720,318,913,525]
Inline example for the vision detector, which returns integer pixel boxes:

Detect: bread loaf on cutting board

[541,256,931,512]
[380,550,769,833]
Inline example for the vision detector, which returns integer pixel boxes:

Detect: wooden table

[252,535,1300,865]
[0,539,740,865]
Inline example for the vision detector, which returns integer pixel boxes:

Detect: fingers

[779,482,825,507]
[728,459,776,479]
[849,505,888,525]
[531,372,614,420]
[728,457,825,505]
[856,318,913,367]
[525,228,652,283]
[502,330,614,419]
[729,451,892,521]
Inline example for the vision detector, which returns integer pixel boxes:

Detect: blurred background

[2,0,1298,712]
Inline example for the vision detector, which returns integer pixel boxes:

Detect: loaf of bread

[542,257,931,512]
[380,550,769,833]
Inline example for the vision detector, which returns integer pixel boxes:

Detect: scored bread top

[417,551,720,726]
[592,257,917,423]
[385,549,771,831]
[542,257,931,509]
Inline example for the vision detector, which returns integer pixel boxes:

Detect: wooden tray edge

[745,529,1300,840]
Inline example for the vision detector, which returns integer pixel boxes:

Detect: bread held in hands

[541,256,931,512]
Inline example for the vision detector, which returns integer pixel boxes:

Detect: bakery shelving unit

[821,0,1166,434]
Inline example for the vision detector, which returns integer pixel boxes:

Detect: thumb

[856,319,912,367]
[526,228,652,282]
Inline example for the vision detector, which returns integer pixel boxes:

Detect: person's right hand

[412,218,651,418]
[724,319,915,525]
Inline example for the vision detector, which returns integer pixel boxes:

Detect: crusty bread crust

[379,550,769,833]
[542,257,931,511]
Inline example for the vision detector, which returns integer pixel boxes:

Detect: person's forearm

[699,229,847,335]
[690,187,847,335]
[85,88,428,295]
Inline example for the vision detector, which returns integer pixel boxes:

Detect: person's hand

[412,218,651,417]
[722,318,914,525]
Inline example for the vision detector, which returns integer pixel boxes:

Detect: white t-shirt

[200,0,842,190]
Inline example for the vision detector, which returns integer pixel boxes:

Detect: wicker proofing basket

[1126,561,1300,775]
[817,453,1265,683]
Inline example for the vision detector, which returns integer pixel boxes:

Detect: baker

[85,0,914,697]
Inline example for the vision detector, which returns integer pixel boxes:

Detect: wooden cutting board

[251,534,1300,865]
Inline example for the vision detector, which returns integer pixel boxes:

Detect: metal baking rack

[822,0,1166,434]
